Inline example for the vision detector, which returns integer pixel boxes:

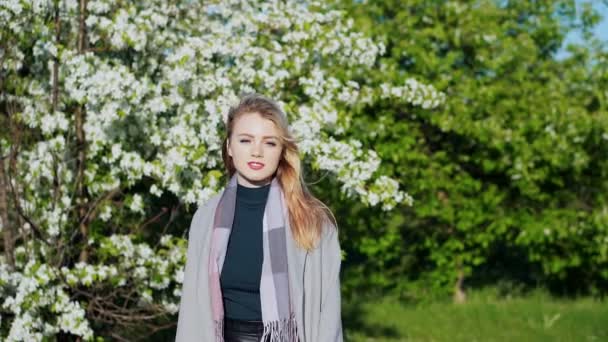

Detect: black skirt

[223,317,269,342]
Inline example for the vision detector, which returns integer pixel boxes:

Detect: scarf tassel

[261,314,299,342]
[214,315,297,342]
[214,319,224,342]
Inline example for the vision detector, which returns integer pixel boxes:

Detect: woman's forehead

[233,112,280,135]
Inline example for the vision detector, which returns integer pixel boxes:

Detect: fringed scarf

[208,175,299,342]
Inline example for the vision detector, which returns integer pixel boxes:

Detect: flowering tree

[0,0,443,340]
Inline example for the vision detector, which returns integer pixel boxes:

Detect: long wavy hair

[221,94,336,250]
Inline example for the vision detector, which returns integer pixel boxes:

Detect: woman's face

[227,112,283,187]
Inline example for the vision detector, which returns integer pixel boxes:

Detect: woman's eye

[239,139,276,146]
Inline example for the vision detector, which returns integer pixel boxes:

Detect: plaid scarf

[208,175,299,342]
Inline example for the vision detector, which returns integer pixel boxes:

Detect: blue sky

[596,4,608,41]
[557,1,608,58]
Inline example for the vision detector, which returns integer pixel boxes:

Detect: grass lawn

[343,290,607,342]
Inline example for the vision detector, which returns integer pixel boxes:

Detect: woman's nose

[251,142,263,157]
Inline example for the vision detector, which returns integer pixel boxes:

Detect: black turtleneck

[220,182,270,320]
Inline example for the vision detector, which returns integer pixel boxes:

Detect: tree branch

[6,103,49,245]
[52,2,61,112]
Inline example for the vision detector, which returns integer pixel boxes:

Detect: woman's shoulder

[321,212,338,237]
[195,191,223,218]
[187,191,223,240]
[310,218,341,268]
[318,216,340,251]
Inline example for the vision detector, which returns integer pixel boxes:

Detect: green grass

[343,289,608,342]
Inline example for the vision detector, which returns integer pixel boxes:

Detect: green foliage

[331,0,608,298]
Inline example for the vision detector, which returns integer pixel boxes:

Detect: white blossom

[0,0,445,338]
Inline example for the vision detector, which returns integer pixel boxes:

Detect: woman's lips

[247,162,265,170]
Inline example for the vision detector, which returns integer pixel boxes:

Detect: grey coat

[175,193,343,341]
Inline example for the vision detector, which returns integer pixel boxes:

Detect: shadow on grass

[342,297,402,341]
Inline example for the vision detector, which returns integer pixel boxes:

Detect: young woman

[175,94,343,342]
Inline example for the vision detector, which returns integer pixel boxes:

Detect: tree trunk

[453,261,467,304]
[0,156,15,269]
[77,0,90,263]
[0,36,15,268]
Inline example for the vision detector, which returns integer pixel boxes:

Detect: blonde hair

[221,94,336,250]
